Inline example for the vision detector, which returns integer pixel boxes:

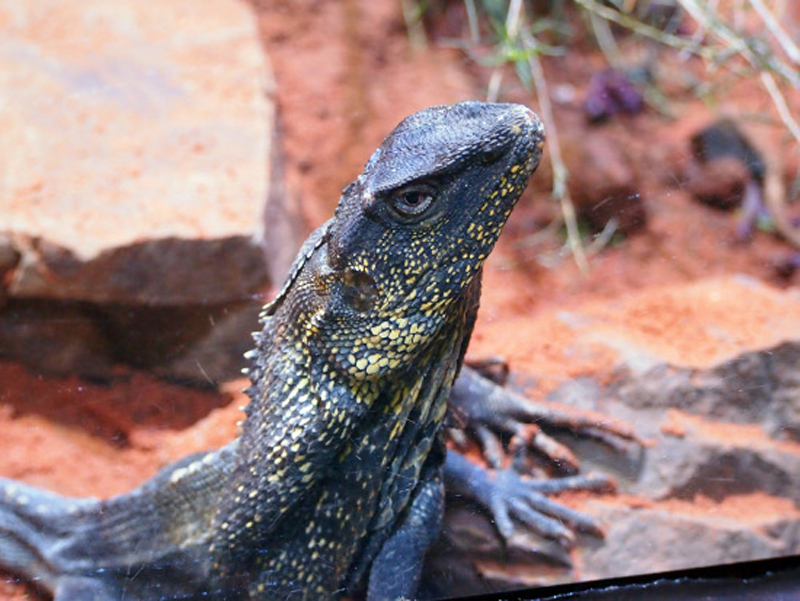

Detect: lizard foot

[444,452,613,549]
[450,365,642,474]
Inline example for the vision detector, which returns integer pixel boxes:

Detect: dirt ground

[2,0,800,598]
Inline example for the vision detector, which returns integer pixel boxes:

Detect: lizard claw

[445,365,633,552]
[507,423,580,475]
[451,365,641,472]
[487,468,613,547]
[445,452,614,549]
[474,425,506,469]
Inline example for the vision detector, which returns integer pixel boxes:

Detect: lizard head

[327,102,544,275]
[267,102,544,380]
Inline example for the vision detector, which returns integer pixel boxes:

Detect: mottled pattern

[0,102,543,600]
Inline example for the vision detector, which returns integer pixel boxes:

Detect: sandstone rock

[424,502,574,597]
[684,156,750,209]
[0,300,114,379]
[99,300,264,384]
[613,341,800,441]
[632,409,800,503]
[563,130,647,234]
[0,0,289,306]
[580,499,800,580]
[0,0,302,382]
[434,278,800,593]
[428,341,800,595]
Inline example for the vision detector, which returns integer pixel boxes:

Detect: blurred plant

[404,0,800,268]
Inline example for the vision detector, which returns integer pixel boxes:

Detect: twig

[521,31,589,272]
[486,70,502,103]
[483,0,524,103]
[400,0,428,51]
[748,0,800,65]
[586,218,619,256]
[759,70,800,146]
[573,0,714,60]
[505,0,522,37]
[464,0,480,45]
[674,0,800,146]
[448,0,800,261]
[577,0,799,88]
[588,10,623,67]
[496,0,588,272]
[677,0,800,86]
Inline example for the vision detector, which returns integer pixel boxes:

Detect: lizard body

[0,102,544,600]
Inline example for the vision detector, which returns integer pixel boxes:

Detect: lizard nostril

[479,146,505,166]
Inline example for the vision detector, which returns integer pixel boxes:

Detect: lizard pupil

[391,185,435,218]
[403,192,425,206]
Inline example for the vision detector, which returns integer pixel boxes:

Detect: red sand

[2,1,800,598]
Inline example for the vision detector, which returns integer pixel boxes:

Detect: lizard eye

[390,185,436,218]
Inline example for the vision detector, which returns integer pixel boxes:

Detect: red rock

[685,156,751,210]
[563,130,647,235]
[0,0,288,305]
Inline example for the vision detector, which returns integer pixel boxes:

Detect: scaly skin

[0,102,544,600]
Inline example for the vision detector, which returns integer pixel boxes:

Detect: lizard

[0,102,626,600]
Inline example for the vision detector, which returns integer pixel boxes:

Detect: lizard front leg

[445,366,638,547]
[366,461,445,601]
[451,365,639,471]
[443,451,610,548]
